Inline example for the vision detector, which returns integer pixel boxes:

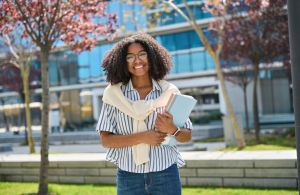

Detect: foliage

[0,1,117,194]
[221,0,289,65]
[191,111,223,124]
[160,0,246,147]
[220,0,289,142]
[0,1,117,52]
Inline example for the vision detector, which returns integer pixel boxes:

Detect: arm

[172,128,191,142]
[155,112,192,143]
[100,130,167,148]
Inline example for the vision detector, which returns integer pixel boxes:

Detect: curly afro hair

[102,32,173,84]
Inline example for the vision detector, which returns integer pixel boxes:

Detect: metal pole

[287,0,300,192]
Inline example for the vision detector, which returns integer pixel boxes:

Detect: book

[161,93,197,146]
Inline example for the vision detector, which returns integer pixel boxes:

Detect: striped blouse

[96,79,193,173]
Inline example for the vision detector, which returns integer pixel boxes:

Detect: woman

[96,33,192,195]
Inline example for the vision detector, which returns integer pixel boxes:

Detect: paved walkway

[0,132,296,162]
[0,142,227,154]
[0,142,296,162]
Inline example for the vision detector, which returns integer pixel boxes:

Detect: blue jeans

[117,164,181,195]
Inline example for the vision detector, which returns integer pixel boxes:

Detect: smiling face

[126,43,149,79]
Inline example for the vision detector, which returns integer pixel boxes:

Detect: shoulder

[158,80,180,93]
[103,83,122,96]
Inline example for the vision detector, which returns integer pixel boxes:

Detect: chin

[130,68,149,76]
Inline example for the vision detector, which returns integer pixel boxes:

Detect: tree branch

[45,0,61,42]
[2,35,19,60]
[181,0,215,56]
[13,0,39,44]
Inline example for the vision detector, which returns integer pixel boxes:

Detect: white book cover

[161,93,197,146]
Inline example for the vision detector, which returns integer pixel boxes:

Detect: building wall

[0,1,293,132]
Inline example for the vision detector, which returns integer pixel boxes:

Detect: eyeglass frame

[126,51,148,63]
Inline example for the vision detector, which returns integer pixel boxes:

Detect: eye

[126,55,135,61]
[139,52,147,58]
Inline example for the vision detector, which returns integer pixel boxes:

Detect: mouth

[134,65,144,69]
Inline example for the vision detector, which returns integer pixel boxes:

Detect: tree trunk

[180,0,245,148]
[0,99,10,132]
[38,49,50,195]
[214,56,245,148]
[22,67,35,153]
[58,92,66,132]
[243,85,250,132]
[20,93,28,146]
[253,63,260,143]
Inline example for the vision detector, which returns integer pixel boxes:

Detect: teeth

[134,65,143,69]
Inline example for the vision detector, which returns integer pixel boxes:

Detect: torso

[97,79,191,173]
[135,86,153,100]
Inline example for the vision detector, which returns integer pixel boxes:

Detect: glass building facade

[0,0,293,132]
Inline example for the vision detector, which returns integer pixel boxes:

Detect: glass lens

[138,51,147,60]
[126,54,135,63]
[126,51,147,63]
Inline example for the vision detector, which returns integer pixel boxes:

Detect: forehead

[127,43,145,53]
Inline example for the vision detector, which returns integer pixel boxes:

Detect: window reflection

[177,53,191,73]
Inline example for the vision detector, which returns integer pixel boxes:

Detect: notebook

[161,93,197,146]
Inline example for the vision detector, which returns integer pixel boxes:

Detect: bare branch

[45,0,61,42]
[182,0,215,57]
[2,35,19,60]
[13,0,39,44]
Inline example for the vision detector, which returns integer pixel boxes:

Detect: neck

[131,76,152,89]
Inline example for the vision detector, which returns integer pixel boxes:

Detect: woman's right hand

[141,130,167,146]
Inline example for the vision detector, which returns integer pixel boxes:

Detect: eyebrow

[126,50,146,55]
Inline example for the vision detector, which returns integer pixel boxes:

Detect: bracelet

[172,127,181,136]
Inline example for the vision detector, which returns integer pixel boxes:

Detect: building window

[177,53,191,73]
[191,51,206,71]
[205,52,215,70]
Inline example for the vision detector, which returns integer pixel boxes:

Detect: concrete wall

[0,157,297,189]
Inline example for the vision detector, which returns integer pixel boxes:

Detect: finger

[157,113,164,118]
[158,131,167,136]
[155,120,164,126]
[157,114,165,121]
[159,134,165,139]
[164,112,173,119]
[161,134,167,138]
[156,116,162,123]
[154,122,161,129]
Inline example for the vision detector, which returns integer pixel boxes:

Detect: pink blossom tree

[159,0,246,147]
[221,0,289,142]
[0,1,117,194]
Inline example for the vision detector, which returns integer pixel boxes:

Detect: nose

[134,55,142,63]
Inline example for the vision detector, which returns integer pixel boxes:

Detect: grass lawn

[197,130,296,151]
[0,182,297,195]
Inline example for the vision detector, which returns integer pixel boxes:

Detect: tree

[159,0,246,147]
[0,60,40,149]
[221,0,289,142]
[223,62,252,132]
[0,34,38,153]
[0,1,117,194]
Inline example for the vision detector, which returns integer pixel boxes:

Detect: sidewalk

[0,142,227,154]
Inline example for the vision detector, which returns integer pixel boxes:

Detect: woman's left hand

[155,112,177,135]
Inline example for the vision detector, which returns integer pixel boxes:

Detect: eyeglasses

[126,51,148,63]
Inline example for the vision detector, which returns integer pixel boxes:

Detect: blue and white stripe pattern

[96,79,193,173]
